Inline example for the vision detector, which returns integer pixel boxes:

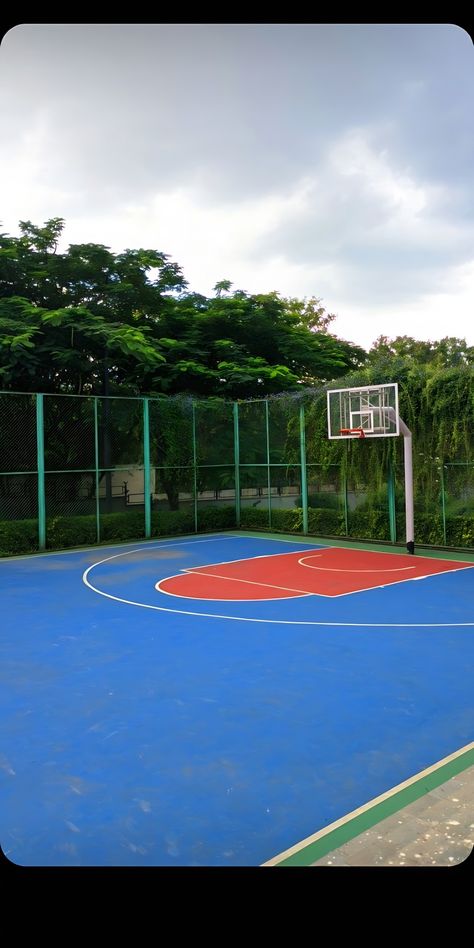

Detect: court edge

[1,529,473,564]
[262,741,474,867]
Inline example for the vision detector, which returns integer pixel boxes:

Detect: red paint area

[157,547,473,601]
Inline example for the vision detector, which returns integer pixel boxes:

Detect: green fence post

[440,462,447,546]
[36,393,46,551]
[388,459,397,543]
[233,402,240,527]
[265,399,271,529]
[299,403,308,534]
[343,464,349,536]
[94,397,101,543]
[192,402,198,533]
[143,398,151,539]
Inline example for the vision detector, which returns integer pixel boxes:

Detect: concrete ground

[311,763,474,867]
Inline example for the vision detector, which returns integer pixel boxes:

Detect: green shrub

[1,504,473,557]
[349,508,391,541]
[308,508,345,535]
[198,506,236,530]
[151,509,193,536]
[0,517,38,556]
[0,505,237,557]
[240,507,269,529]
[446,515,474,547]
[47,514,100,549]
[271,507,303,532]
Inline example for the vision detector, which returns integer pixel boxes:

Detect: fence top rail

[0,390,238,406]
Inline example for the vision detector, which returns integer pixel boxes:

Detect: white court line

[298,554,416,573]
[0,533,240,562]
[156,569,313,598]
[234,532,474,566]
[156,572,312,602]
[181,546,324,572]
[83,547,474,626]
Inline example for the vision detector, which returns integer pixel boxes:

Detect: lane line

[163,568,313,597]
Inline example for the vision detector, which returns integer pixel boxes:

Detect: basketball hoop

[339,427,366,438]
[328,382,414,554]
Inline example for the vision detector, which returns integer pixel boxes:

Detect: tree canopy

[0,218,366,397]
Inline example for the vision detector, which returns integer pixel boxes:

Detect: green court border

[230,530,474,563]
[263,743,474,867]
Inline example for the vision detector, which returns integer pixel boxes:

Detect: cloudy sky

[0,23,473,351]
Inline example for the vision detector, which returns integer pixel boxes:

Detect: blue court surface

[1,531,473,867]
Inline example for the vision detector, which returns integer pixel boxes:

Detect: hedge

[1,503,473,557]
[0,505,236,557]
[240,505,474,548]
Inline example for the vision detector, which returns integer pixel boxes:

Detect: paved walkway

[311,763,474,867]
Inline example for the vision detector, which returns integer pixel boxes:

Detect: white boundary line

[82,546,474,627]
[232,532,474,565]
[298,554,415,573]
[183,546,325,571]
[0,533,241,562]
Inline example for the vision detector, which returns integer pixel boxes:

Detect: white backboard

[327,383,399,439]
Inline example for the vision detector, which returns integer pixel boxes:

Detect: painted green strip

[272,747,474,867]
[94,397,101,543]
[143,398,151,539]
[299,404,308,535]
[36,393,46,551]
[233,403,240,527]
[231,530,474,563]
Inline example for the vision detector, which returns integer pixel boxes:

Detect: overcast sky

[1,23,473,351]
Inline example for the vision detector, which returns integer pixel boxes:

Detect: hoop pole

[399,417,414,554]
[386,408,414,554]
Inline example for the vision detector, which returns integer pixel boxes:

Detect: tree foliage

[0,218,366,398]
[302,352,474,512]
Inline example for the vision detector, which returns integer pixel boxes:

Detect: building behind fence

[0,390,473,555]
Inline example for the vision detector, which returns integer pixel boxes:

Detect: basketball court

[1,529,473,866]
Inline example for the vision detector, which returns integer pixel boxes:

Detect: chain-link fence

[1,390,473,555]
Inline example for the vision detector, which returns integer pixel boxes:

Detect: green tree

[368,335,474,369]
[0,220,366,399]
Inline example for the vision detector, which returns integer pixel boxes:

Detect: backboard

[327,383,399,439]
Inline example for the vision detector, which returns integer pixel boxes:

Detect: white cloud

[330,258,474,349]
[1,27,473,353]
